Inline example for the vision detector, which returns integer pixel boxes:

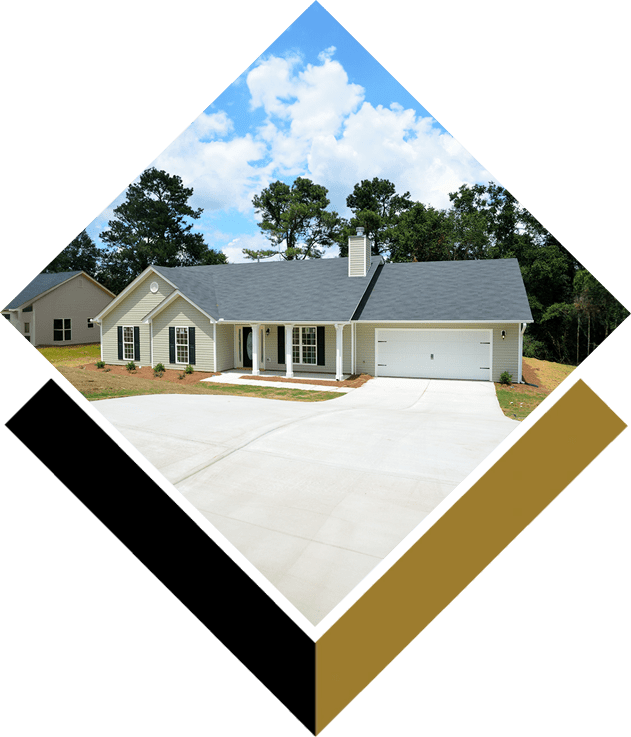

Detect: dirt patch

[521,360,540,387]
[239,373,373,389]
[83,361,221,384]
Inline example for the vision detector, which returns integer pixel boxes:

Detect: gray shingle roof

[354,258,533,322]
[148,257,532,324]
[4,271,82,310]
[152,258,382,322]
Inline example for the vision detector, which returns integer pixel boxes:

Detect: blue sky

[86,2,492,263]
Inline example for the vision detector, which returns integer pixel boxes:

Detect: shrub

[126,361,137,372]
[499,371,512,386]
[178,372,186,380]
[184,364,194,374]
[153,362,165,377]
[95,360,105,369]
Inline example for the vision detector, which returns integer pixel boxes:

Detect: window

[54,318,71,341]
[175,326,189,364]
[122,326,135,360]
[292,326,317,365]
[87,320,94,329]
[24,323,30,334]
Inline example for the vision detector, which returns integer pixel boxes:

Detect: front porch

[230,323,352,381]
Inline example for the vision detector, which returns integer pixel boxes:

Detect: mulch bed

[81,362,371,389]
[82,362,221,384]
[239,373,374,389]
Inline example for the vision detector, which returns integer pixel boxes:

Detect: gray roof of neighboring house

[3,271,83,310]
[152,257,383,322]
[354,258,533,322]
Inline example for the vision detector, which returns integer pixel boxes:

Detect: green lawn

[38,344,101,366]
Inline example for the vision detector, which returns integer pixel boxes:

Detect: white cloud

[148,50,491,229]
[154,128,271,213]
[308,102,491,211]
[247,52,364,174]
[222,232,281,263]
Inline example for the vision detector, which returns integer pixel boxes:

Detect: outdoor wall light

[265,328,270,335]
[501,330,506,340]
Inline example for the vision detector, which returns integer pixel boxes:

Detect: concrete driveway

[95,378,518,624]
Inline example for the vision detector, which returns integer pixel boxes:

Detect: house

[3,271,115,347]
[91,230,533,383]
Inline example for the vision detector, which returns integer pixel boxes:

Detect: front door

[243,326,252,368]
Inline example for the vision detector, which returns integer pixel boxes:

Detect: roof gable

[4,271,83,310]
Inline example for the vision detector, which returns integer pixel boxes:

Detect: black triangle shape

[6,380,316,732]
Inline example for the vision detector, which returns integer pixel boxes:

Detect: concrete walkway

[95,378,518,624]
[199,368,353,392]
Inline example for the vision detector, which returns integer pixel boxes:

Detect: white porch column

[335,323,344,381]
[285,324,294,378]
[250,323,260,376]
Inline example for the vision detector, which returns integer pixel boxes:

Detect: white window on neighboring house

[176,327,189,364]
[123,326,135,360]
[24,323,30,333]
[53,318,71,341]
[292,326,317,365]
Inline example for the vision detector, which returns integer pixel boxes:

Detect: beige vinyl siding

[215,323,234,372]
[152,296,215,371]
[27,274,113,347]
[355,322,521,382]
[348,235,372,277]
[254,324,352,375]
[101,272,174,366]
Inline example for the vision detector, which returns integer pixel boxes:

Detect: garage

[375,328,492,381]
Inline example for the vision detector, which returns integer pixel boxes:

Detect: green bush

[125,361,137,372]
[153,362,165,376]
[499,371,513,385]
[184,364,194,374]
[95,360,105,369]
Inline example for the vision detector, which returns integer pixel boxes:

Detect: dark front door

[243,327,252,368]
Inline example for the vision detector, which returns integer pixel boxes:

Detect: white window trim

[175,326,189,365]
[122,325,135,361]
[53,318,72,342]
[292,325,317,365]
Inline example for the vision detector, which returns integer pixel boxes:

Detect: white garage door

[375,329,492,381]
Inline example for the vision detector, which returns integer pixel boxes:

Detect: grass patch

[495,357,576,421]
[38,344,101,366]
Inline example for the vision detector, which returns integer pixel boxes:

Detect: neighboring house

[2,271,115,347]
[92,230,533,383]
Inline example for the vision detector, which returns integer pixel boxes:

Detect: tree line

[44,167,628,366]
[246,176,628,365]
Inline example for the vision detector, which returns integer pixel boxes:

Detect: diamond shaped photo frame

[2,1,628,736]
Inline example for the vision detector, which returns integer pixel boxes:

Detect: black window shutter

[133,326,140,361]
[117,326,123,360]
[169,327,175,364]
[317,326,325,366]
[189,327,196,365]
[277,326,285,364]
